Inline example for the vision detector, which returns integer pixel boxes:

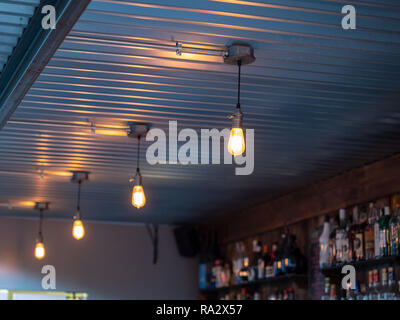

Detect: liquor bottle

[365,203,377,260]
[210,260,217,288]
[319,215,330,268]
[368,270,374,289]
[330,284,337,300]
[355,205,367,261]
[322,277,330,300]
[381,267,388,287]
[222,262,231,287]
[354,281,361,300]
[288,288,295,300]
[257,244,269,280]
[213,259,224,288]
[345,213,352,263]
[389,204,400,256]
[388,266,395,287]
[239,288,249,300]
[250,240,262,281]
[239,257,250,282]
[374,206,382,259]
[278,227,289,274]
[379,207,391,257]
[282,289,288,300]
[348,207,358,262]
[232,242,241,284]
[233,242,246,284]
[198,261,208,290]
[336,209,349,263]
[329,216,339,266]
[373,268,379,288]
[266,243,276,278]
[272,242,282,276]
[281,231,300,274]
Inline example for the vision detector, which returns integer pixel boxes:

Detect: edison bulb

[132,185,146,209]
[35,242,45,260]
[72,219,85,240]
[228,127,245,156]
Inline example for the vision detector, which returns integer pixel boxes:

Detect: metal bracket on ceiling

[223,43,256,66]
[34,202,50,211]
[127,122,152,139]
[146,224,159,264]
[176,42,182,56]
[70,171,90,183]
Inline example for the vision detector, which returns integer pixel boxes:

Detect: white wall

[0,217,198,299]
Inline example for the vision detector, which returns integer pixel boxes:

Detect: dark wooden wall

[204,154,400,244]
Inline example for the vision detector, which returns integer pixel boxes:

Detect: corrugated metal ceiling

[0,0,400,224]
[0,0,40,74]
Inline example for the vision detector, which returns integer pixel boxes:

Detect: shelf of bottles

[200,273,307,300]
[318,198,400,300]
[199,228,307,300]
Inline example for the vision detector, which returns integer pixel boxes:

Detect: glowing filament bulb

[35,242,45,260]
[72,219,85,240]
[228,127,245,156]
[132,185,146,209]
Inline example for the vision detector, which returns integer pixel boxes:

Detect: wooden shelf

[200,273,308,294]
[321,256,400,277]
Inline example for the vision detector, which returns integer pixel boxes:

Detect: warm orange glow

[34,242,45,260]
[97,124,127,130]
[94,129,127,136]
[228,127,245,156]
[51,171,73,177]
[17,201,36,207]
[72,219,85,240]
[132,185,146,209]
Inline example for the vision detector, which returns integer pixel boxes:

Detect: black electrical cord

[237,59,242,109]
[76,180,82,219]
[135,136,143,185]
[136,135,141,172]
[38,209,44,242]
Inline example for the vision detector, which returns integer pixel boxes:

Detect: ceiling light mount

[224,43,255,66]
[176,41,182,56]
[127,122,151,139]
[34,202,49,212]
[71,171,90,184]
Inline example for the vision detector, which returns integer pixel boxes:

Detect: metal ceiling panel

[0,0,40,73]
[0,0,400,224]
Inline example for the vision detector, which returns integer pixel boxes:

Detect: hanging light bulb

[70,171,90,240]
[127,127,150,209]
[72,216,85,240]
[131,152,146,208]
[228,60,245,156]
[224,43,255,156]
[228,109,245,156]
[228,127,245,156]
[132,182,146,209]
[34,202,49,260]
[34,241,45,260]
